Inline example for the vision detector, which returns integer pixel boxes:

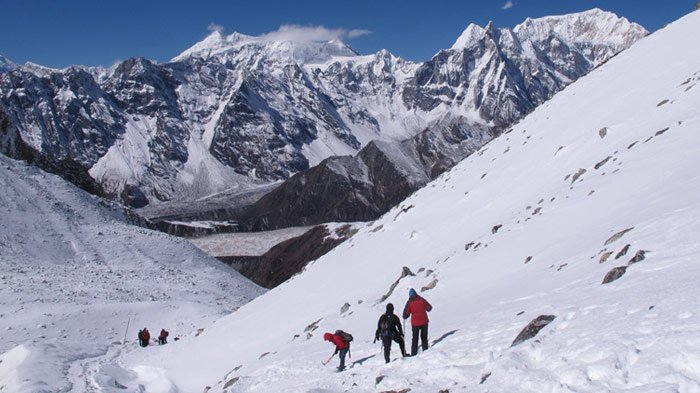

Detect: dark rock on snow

[511,315,556,347]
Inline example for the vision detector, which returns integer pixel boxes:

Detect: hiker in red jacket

[323,331,350,372]
[140,328,151,347]
[402,288,432,356]
[158,329,169,345]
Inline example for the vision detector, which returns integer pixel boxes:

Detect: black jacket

[375,313,403,340]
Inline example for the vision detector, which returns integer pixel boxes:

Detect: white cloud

[501,1,514,10]
[208,22,224,34]
[258,24,372,43]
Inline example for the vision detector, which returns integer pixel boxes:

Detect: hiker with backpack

[139,327,151,347]
[375,303,408,363]
[402,288,432,356]
[323,330,353,372]
[158,329,169,345]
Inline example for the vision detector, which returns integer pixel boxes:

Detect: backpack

[379,316,392,338]
[335,330,353,345]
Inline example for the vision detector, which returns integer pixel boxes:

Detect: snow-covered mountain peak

[172,30,254,62]
[514,8,648,46]
[173,29,357,65]
[0,55,16,73]
[451,23,487,49]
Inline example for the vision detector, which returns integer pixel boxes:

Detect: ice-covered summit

[172,29,358,64]
[514,8,647,46]
[452,8,647,49]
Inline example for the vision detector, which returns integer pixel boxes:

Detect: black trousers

[411,324,429,356]
[381,335,407,363]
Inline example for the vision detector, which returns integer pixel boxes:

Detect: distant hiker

[375,302,408,363]
[158,329,169,345]
[137,329,143,347]
[402,288,432,356]
[323,330,352,372]
[140,327,151,347]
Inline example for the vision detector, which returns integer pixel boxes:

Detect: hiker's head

[386,303,394,313]
[409,288,417,298]
[323,333,334,341]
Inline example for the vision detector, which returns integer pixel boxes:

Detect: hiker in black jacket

[375,303,408,363]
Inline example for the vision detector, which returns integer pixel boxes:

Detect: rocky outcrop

[511,315,556,346]
[234,224,357,288]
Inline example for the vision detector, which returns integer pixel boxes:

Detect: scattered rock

[655,127,670,136]
[517,311,525,316]
[649,305,655,310]
[340,303,351,314]
[570,168,586,184]
[524,256,532,264]
[439,390,450,393]
[371,225,384,233]
[602,266,627,284]
[604,228,634,245]
[481,173,487,179]
[643,136,653,143]
[114,380,128,389]
[556,263,568,271]
[258,352,270,359]
[615,244,631,259]
[588,190,595,196]
[656,99,670,106]
[628,250,647,265]
[425,269,434,277]
[195,328,205,337]
[480,372,492,384]
[599,127,608,139]
[491,225,502,234]
[379,267,416,302]
[376,375,385,385]
[511,315,556,347]
[394,205,415,221]
[421,279,438,292]
[627,141,638,149]
[599,251,613,264]
[532,207,542,215]
[304,318,322,333]
[594,156,612,170]
[223,377,239,389]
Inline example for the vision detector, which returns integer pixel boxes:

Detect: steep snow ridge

[124,11,700,392]
[0,154,264,391]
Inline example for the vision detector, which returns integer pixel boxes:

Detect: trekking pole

[322,353,335,366]
[123,316,131,345]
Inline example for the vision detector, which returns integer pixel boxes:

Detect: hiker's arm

[395,315,404,336]
[425,299,433,312]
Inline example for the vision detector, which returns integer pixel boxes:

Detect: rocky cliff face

[0,9,647,209]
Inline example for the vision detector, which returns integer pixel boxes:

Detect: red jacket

[403,295,432,326]
[142,329,150,341]
[324,333,349,350]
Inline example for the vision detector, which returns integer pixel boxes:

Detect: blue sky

[0,0,694,68]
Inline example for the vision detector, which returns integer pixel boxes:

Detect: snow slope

[117,10,700,393]
[0,155,264,392]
